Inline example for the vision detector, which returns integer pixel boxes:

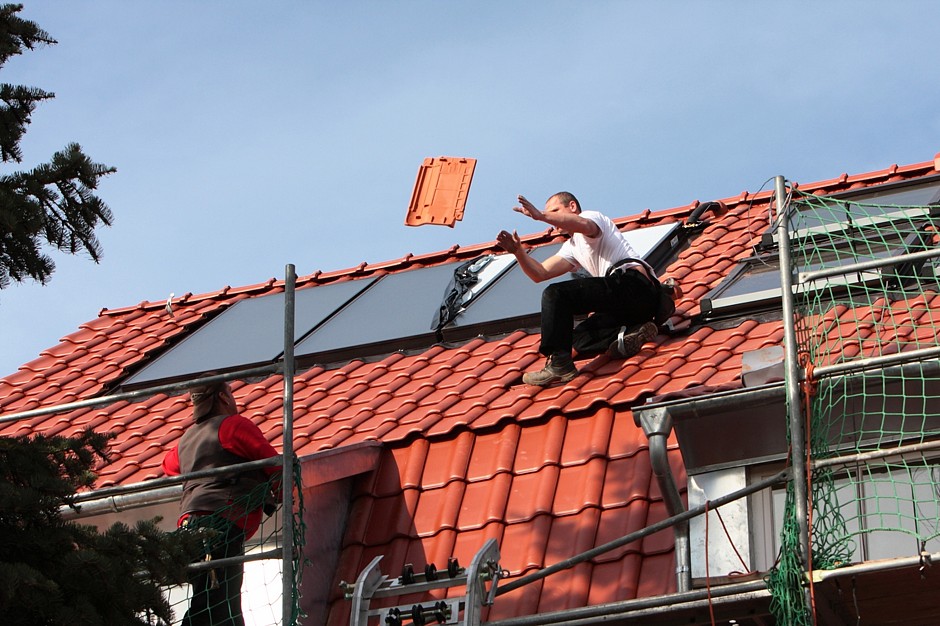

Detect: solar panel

[123,277,377,386]
[294,261,461,362]
[122,222,683,384]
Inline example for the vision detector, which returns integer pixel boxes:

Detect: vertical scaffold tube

[282,264,296,624]
[775,177,811,577]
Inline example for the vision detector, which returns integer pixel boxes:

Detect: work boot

[522,354,578,387]
[607,321,658,359]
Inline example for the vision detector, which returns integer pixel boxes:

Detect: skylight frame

[761,176,940,248]
[703,178,940,318]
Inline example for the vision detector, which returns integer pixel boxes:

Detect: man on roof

[497,192,660,386]
[162,380,281,626]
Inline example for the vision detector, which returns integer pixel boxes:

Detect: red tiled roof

[2,155,940,623]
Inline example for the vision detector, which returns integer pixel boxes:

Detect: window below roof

[749,458,940,572]
[761,177,940,249]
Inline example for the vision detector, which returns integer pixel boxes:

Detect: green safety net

[766,190,940,624]
[164,459,305,626]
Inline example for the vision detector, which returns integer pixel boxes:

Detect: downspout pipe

[632,382,789,595]
[634,406,691,593]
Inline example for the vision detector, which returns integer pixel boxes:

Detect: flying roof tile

[405,157,477,228]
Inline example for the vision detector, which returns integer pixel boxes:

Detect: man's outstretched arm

[515,195,600,237]
[496,229,574,283]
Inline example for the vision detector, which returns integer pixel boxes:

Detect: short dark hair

[551,191,581,213]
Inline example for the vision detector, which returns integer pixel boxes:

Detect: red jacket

[163,413,279,540]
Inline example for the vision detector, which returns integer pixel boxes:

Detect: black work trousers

[182,518,247,626]
[539,269,658,358]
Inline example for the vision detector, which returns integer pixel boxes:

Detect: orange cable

[714,507,755,575]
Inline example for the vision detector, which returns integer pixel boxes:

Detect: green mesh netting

[767,190,940,624]
[165,460,305,626]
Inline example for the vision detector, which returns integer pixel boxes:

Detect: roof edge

[99,154,940,318]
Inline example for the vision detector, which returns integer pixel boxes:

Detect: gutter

[635,381,786,421]
[59,456,280,520]
[61,485,182,519]
[59,442,382,521]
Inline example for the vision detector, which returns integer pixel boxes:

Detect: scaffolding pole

[496,469,790,597]
[0,364,280,424]
[776,176,812,607]
[799,246,940,283]
[812,437,940,471]
[281,263,297,625]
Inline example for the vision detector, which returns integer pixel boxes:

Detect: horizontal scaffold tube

[487,580,770,626]
[496,469,789,597]
[61,456,282,519]
[0,364,281,425]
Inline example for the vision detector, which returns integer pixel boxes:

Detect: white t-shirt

[556,210,642,278]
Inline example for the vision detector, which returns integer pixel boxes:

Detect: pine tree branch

[0,83,53,163]
[0,5,113,293]
[0,4,56,70]
[0,143,115,288]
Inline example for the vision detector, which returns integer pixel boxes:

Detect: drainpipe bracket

[634,406,673,438]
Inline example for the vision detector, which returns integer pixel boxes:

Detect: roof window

[702,178,940,317]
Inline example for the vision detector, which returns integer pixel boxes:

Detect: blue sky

[1,1,939,376]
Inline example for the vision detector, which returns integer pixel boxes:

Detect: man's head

[545,191,581,215]
[190,381,237,421]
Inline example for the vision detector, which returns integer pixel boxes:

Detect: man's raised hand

[514,195,544,222]
[496,229,522,254]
